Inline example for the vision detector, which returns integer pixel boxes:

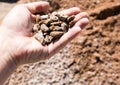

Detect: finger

[58,18,89,44]
[58,7,81,16]
[48,18,89,55]
[74,12,89,22]
[75,18,89,29]
[25,1,50,13]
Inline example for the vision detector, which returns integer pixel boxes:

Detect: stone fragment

[40,15,49,20]
[44,35,53,44]
[57,14,68,21]
[50,15,59,22]
[53,26,64,31]
[67,15,75,23]
[34,30,44,44]
[50,21,62,26]
[33,24,40,32]
[51,12,58,15]
[50,31,64,39]
[36,15,41,23]
[40,24,50,32]
[69,21,75,28]
[61,22,68,32]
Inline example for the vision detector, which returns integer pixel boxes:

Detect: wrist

[0,46,18,85]
[0,53,17,84]
[0,26,18,84]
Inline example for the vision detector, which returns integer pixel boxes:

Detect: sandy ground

[0,0,120,85]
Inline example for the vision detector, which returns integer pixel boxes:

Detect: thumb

[25,1,50,13]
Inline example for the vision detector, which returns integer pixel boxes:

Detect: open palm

[1,1,89,65]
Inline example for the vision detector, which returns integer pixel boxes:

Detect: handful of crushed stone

[33,12,75,45]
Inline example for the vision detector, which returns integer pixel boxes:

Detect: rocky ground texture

[0,0,120,85]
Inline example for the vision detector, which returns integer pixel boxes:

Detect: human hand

[0,1,89,65]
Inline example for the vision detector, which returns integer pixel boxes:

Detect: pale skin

[0,1,89,85]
